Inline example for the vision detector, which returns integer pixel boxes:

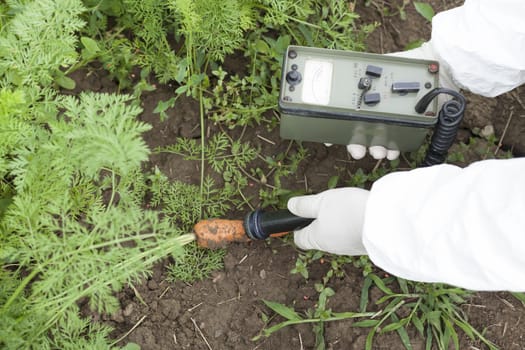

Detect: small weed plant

[257,251,373,349]
[357,274,498,350]
[254,286,376,348]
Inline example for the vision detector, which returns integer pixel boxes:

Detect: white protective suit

[363,0,525,291]
[365,0,525,291]
[289,0,525,291]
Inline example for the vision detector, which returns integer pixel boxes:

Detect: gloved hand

[345,41,459,161]
[287,188,369,255]
[346,144,400,161]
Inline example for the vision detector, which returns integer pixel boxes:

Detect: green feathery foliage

[0,2,195,348]
[171,0,255,62]
[148,169,231,284]
[118,0,180,83]
[168,242,226,282]
[0,90,195,348]
[0,0,85,99]
[158,133,258,188]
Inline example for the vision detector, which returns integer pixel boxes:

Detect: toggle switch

[363,92,381,106]
[365,65,383,78]
[392,82,420,94]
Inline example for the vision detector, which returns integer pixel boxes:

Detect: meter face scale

[279,46,440,151]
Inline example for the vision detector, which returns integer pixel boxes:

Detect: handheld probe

[193,209,313,249]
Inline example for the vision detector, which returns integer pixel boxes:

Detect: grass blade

[413,2,435,22]
[390,314,412,350]
[262,300,302,321]
[360,275,373,312]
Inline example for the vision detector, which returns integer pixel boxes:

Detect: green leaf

[153,97,176,121]
[414,2,435,22]
[121,343,141,350]
[331,311,376,319]
[313,321,325,350]
[275,35,291,55]
[262,300,302,321]
[312,250,324,261]
[360,275,373,312]
[426,310,442,329]
[425,327,433,350]
[453,318,475,339]
[327,176,339,189]
[381,321,405,333]
[396,325,413,350]
[443,318,459,349]
[375,294,403,305]
[353,319,380,328]
[80,37,100,56]
[412,315,425,336]
[81,37,99,52]
[260,319,304,338]
[389,313,412,349]
[55,75,76,90]
[175,60,188,83]
[255,39,270,54]
[397,278,409,294]
[365,327,377,350]
[297,24,314,47]
[175,85,189,95]
[404,39,424,50]
[370,274,394,295]
[511,292,525,306]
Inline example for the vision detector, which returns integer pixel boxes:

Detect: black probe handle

[243,209,315,240]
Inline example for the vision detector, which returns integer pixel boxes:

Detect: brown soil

[78,1,525,349]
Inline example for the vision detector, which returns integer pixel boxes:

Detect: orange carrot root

[194,219,249,249]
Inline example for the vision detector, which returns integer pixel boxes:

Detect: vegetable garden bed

[1,1,525,349]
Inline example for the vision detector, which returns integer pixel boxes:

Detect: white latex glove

[350,145,400,161]
[287,188,369,255]
[324,144,399,160]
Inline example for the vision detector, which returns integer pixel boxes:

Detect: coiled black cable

[415,88,466,166]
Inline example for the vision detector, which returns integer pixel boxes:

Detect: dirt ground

[78,1,525,349]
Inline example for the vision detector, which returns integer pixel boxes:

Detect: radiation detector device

[279,45,442,152]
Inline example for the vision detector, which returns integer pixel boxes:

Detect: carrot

[193,219,290,249]
[193,219,249,249]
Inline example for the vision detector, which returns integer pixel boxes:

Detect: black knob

[358,77,372,90]
[286,70,302,85]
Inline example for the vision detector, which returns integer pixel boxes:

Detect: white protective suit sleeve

[363,159,525,291]
[429,0,525,97]
[362,1,525,291]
